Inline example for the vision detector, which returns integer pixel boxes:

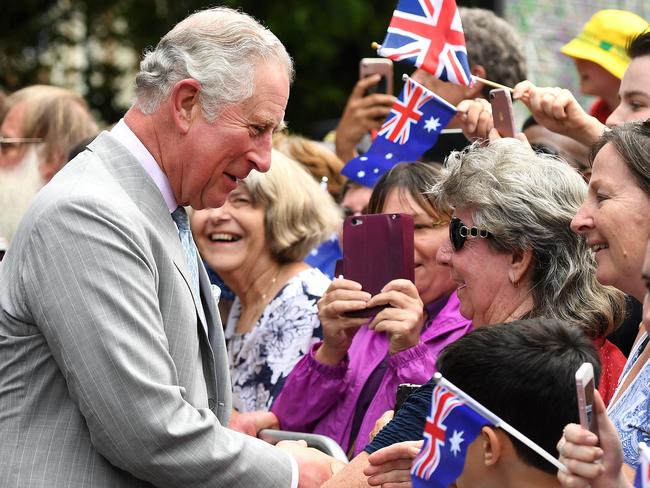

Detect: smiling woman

[190,149,341,416]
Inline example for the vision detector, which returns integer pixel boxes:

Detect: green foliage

[0,0,405,136]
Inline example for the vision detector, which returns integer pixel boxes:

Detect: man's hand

[364,440,423,487]
[335,75,396,162]
[228,410,279,437]
[276,440,346,488]
[366,280,424,355]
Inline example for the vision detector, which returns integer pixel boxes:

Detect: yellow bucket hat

[561,9,649,79]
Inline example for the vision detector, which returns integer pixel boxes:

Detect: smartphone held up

[359,58,394,96]
[575,362,599,437]
[489,88,517,138]
[338,213,414,318]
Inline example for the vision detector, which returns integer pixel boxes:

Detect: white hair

[0,146,44,245]
[135,7,294,121]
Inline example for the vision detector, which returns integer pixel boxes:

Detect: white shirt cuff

[288,452,299,488]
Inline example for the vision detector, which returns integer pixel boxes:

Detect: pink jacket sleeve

[271,342,349,432]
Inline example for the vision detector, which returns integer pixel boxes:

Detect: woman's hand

[316,278,370,365]
[369,410,394,442]
[556,390,630,488]
[513,80,605,146]
[364,440,423,487]
[366,279,424,355]
[229,410,279,437]
[335,76,396,162]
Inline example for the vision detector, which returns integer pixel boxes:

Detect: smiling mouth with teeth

[210,233,242,242]
[591,243,609,252]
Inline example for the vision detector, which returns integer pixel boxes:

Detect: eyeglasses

[449,217,493,251]
[0,137,44,155]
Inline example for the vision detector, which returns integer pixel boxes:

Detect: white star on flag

[449,430,465,456]
[357,170,366,178]
[385,153,394,160]
[424,117,441,133]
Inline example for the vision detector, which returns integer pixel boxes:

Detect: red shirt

[596,337,626,406]
[589,98,613,124]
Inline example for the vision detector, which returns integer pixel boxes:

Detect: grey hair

[433,139,624,338]
[135,7,294,121]
[460,8,527,98]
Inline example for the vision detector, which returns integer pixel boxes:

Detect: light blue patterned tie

[171,207,202,316]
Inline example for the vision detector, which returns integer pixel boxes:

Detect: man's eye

[250,125,267,136]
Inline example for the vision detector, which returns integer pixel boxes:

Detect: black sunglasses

[449,217,493,251]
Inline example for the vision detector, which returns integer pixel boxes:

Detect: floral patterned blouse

[608,330,650,468]
[225,267,329,412]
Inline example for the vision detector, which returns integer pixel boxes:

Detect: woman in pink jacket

[271,162,472,457]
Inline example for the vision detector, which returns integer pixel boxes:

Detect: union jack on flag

[411,384,491,488]
[379,79,434,145]
[377,0,473,86]
[634,442,650,488]
[341,76,456,188]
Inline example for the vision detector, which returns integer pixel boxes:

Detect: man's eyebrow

[275,120,287,132]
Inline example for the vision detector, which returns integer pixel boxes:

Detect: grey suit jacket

[0,132,293,487]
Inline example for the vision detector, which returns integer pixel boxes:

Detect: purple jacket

[271,292,471,456]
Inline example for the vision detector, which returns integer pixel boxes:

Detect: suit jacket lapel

[87,131,215,363]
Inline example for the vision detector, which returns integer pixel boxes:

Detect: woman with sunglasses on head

[330,138,626,488]
[556,121,650,488]
[271,162,472,458]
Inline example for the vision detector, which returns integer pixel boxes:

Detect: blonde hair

[7,85,98,168]
[273,132,347,198]
[243,149,342,263]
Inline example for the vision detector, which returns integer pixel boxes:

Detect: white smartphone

[575,362,598,436]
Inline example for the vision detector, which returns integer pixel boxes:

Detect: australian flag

[341,75,456,187]
[411,384,492,488]
[378,0,472,86]
[634,442,650,488]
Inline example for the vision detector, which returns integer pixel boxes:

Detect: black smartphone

[395,383,421,411]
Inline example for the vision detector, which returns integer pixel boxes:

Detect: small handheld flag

[634,442,650,488]
[410,373,565,487]
[377,0,472,86]
[341,75,456,187]
[411,383,492,488]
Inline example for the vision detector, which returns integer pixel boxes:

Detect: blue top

[304,234,342,279]
[364,376,434,454]
[608,331,650,468]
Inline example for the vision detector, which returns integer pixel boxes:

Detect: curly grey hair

[432,139,624,338]
[461,8,527,98]
[135,7,294,122]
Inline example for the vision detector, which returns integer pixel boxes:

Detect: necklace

[260,267,282,303]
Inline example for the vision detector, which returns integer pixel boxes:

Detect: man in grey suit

[0,7,338,487]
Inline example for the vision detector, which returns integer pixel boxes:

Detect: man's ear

[40,147,65,183]
[170,79,202,134]
[508,248,534,288]
[481,426,502,467]
[462,64,487,99]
